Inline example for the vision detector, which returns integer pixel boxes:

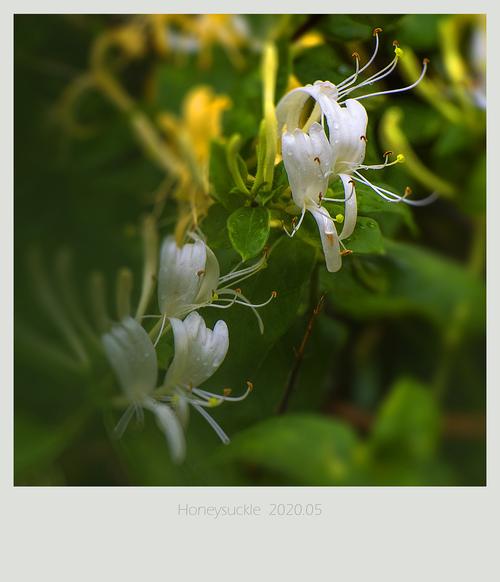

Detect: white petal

[282,126,332,209]
[157,236,207,317]
[102,316,157,401]
[328,99,368,173]
[309,206,342,273]
[164,312,229,390]
[194,244,220,304]
[144,399,186,463]
[338,174,358,241]
[276,81,339,133]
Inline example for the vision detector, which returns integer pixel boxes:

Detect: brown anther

[223,388,232,397]
[373,27,383,36]
[271,290,278,298]
[349,179,355,186]
[314,156,321,164]
[383,150,393,158]
[360,135,367,142]
[392,39,400,47]
[423,57,430,65]
[263,245,270,257]
[318,191,323,202]
[404,186,413,198]
[341,249,353,256]
[246,380,254,392]
[234,288,242,295]
[291,216,298,226]
[326,233,335,244]
[352,51,360,60]
[196,269,205,277]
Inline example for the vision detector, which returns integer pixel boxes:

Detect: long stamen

[192,382,253,403]
[113,404,136,438]
[343,58,429,103]
[337,27,382,90]
[217,289,277,309]
[352,171,438,206]
[192,403,230,444]
[153,313,167,347]
[283,206,306,238]
[218,254,267,284]
[339,53,399,98]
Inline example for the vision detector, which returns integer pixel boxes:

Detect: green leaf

[321,239,485,333]
[343,216,385,255]
[199,236,316,428]
[219,414,361,485]
[371,378,440,461]
[201,203,233,249]
[227,206,270,260]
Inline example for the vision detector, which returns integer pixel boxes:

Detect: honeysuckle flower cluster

[277,29,437,272]
[101,233,272,462]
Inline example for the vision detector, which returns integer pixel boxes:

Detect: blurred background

[14,14,486,486]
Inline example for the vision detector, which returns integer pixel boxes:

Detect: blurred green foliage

[15,14,485,486]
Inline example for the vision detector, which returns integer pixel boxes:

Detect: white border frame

[3,2,498,580]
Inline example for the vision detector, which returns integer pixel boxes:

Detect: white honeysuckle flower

[156,234,276,334]
[282,122,342,273]
[101,316,185,462]
[277,30,436,249]
[158,311,252,444]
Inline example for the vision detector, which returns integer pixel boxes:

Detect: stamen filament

[192,403,230,444]
[337,28,381,90]
[342,59,429,103]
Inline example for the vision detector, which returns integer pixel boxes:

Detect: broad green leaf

[199,236,316,427]
[370,377,440,461]
[201,203,233,249]
[343,216,385,255]
[227,206,270,260]
[219,414,361,485]
[321,239,485,333]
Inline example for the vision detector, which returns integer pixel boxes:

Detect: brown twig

[276,294,325,414]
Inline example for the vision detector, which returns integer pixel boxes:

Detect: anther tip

[372,27,383,36]
[423,57,430,65]
[223,388,232,396]
[246,380,254,392]
[352,51,360,59]
[392,39,400,46]
[271,290,278,298]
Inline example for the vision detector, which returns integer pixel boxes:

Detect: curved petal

[194,244,220,304]
[276,81,339,133]
[309,206,342,273]
[143,398,186,463]
[164,312,229,390]
[282,125,332,209]
[328,99,368,174]
[157,236,207,317]
[102,316,158,401]
[338,173,358,240]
